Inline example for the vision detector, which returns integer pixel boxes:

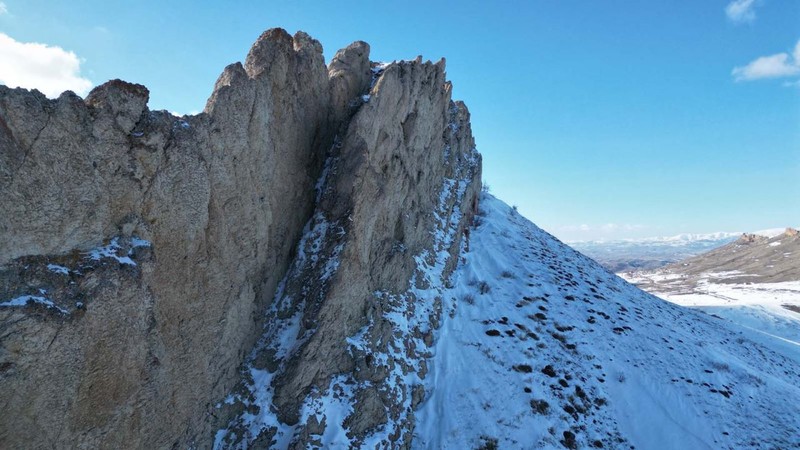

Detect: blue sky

[1,0,797,241]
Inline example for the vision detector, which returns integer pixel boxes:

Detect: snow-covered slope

[413,195,800,449]
[620,230,800,365]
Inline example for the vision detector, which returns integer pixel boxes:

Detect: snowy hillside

[621,229,800,365]
[413,195,800,449]
[623,271,800,364]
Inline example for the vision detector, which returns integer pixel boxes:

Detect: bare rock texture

[215,57,481,448]
[0,28,481,449]
[0,29,379,448]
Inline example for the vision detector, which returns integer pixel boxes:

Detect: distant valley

[570,229,788,272]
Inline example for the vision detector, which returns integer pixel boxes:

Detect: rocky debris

[736,233,769,245]
[0,28,428,449]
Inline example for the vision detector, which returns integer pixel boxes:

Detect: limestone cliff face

[0,29,480,448]
[215,58,481,448]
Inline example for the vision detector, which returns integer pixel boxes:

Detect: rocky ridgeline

[0,29,480,448]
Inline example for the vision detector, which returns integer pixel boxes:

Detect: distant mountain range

[621,227,800,364]
[570,228,791,272]
[624,227,799,286]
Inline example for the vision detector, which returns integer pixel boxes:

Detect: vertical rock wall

[216,58,481,448]
[0,29,372,448]
[0,29,481,448]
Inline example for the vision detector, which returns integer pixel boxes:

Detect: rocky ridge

[627,227,800,291]
[0,29,480,448]
[214,57,480,447]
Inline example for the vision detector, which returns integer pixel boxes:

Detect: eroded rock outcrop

[214,56,480,448]
[0,29,480,449]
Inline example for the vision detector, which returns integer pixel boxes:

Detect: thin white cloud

[558,223,650,242]
[561,224,590,232]
[732,40,800,81]
[561,223,644,233]
[0,3,7,15]
[725,0,760,23]
[600,223,645,232]
[783,79,800,88]
[0,33,93,97]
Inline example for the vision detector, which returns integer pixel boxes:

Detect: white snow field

[621,272,800,364]
[412,195,800,449]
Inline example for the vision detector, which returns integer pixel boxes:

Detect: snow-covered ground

[413,195,800,449]
[621,270,800,363]
[212,193,799,449]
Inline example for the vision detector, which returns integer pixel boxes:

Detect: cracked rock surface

[0,29,481,449]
